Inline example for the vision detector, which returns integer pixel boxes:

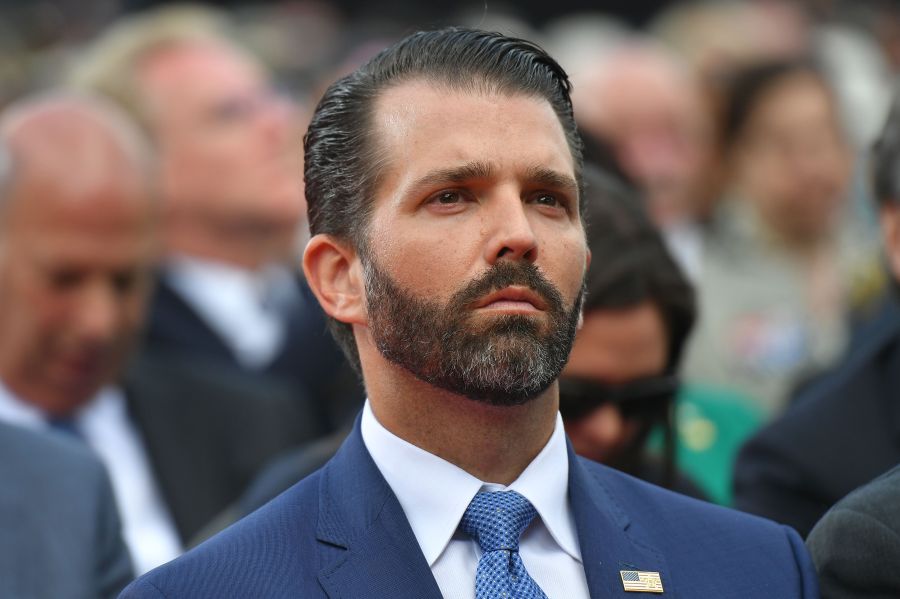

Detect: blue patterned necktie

[460,491,549,599]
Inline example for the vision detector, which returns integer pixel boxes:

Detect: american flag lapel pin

[620,570,664,593]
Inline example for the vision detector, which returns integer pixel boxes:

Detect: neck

[165,215,296,270]
[362,352,558,486]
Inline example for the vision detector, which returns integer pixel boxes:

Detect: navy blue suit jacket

[0,422,133,599]
[733,297,900,538]
[122,421,818,598]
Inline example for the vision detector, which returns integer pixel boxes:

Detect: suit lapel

[315,425,443,599]
[312,422,675,598]
[568,446,674,597]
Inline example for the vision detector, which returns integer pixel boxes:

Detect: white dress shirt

[361,401,591,599]
[0,381,182,574]
[166,255,298,369]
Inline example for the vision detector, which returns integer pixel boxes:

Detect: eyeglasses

[558,374,680,422]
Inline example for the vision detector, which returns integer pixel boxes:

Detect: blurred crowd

[2,0,900,595]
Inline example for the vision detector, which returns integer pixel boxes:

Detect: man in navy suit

[123,28,819,598]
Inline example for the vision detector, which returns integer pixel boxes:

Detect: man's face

[360,82,588,404]
[0,173,155,415]
[561,302,669,463]
[576,56,714,226]
[731,72,850,243]
[139,42,304,248]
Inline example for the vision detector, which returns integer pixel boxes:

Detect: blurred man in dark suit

[0,94,175,573]
[733,89,900,538]
[70,5,364,431]
[0,420,132,598]
[0,93,316,574]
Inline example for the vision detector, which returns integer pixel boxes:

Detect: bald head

[0,94,153,220]
[0,94,158,416]
[574,44,701,133]
[573,42,714,225]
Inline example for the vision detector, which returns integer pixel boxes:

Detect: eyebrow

[406,161,578,196]
[408,161,496,193]
[523,165,579,194]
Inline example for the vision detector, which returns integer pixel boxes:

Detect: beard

[362,254,584,406]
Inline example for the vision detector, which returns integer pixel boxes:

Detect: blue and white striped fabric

[460,491,549,599]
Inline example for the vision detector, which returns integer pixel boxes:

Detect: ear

[302,234,367,326]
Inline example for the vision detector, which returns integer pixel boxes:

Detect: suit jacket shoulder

[733,305,900,537]
[573,456,818,597]
[0,423,133,599]
[807,463,900,598]
[123,423,817,598]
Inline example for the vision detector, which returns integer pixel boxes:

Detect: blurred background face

[0,167,155,415]
[560,301,669,463]
[138,41,305,257]
[575,51,714,226]
[729,71,851,244]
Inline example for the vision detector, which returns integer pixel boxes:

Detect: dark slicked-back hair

[304,27,583,371]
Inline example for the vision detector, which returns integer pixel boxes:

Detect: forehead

[138,41,266,118]
[370,80,575,193]
[7,171,154,257]
[744,73,833,129]
[565,302,668,381]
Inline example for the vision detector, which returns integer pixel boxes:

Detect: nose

[595,403,628,446]
[483,192,538,265]
[258,92,297,150]
[75,282,119,346]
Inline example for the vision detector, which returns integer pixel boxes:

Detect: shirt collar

[360,400,581,566]
[165,255,296,369]
[0,377,45,429]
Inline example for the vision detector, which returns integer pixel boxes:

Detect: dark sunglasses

[558,374,680,422]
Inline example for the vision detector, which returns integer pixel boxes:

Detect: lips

[471,285,549,311]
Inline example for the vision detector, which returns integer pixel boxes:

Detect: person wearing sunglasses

[560,161,702,496]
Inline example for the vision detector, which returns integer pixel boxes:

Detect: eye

[533,193,560,207]
[424,189,474,213]
[48,268,84,291]
[433,191,462,204]
[528,191,570,214]
[111,271,137,294]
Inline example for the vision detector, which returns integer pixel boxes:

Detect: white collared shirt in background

[166,255,299,370]
[361,401,591,599]
[0,381,182,574]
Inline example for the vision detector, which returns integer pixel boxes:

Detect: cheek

[10,296,72,366]
[120,294,149,334]
[0,269,57,357]
[14,272,68,328]
[548,234,588,298]
[35,296,78,340]
[372,224,477,298]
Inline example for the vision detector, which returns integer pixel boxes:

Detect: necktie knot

[460,491,549,599]
[46,415,83,441]
[461,490,537,553]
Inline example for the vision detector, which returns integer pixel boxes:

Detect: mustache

[451,261,566,314]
